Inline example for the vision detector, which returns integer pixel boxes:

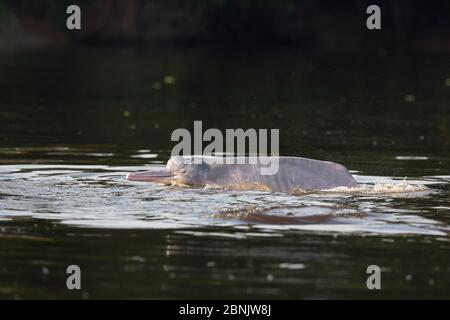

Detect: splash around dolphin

[126,156,358,193]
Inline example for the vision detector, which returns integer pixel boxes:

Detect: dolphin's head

[126,156,210,186]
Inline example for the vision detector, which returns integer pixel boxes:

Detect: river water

[0,48,449,298]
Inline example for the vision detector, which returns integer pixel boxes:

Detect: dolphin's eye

[179,169,187,174]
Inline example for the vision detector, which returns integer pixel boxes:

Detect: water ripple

[0,164,448,236]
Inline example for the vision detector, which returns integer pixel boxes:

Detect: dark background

[1,0,449,54]
[0,1,449,300]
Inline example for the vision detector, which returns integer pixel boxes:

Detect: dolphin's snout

[126,167,176,184]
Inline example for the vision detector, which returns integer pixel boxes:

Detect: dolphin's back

[260,157,357,192]
[184,156,358,192]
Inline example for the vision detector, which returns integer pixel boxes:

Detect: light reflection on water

[0,157,449,299]
[0,163,448,236]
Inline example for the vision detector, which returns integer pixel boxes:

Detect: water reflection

[0,163,448,237]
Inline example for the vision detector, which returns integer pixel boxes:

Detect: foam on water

[325,180,430,195]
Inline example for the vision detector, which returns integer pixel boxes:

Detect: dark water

[0,47,449,299]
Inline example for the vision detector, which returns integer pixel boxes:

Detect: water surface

[0,48,449,298]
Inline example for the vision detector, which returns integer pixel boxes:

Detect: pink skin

[126,156,358,192]
[126,167,179,185]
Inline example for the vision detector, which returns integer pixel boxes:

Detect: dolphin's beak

[126,167,176,184]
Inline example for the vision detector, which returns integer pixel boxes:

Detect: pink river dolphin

[127,156,358,193]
